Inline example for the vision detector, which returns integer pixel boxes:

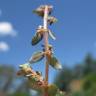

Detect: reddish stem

[43,5,49,96]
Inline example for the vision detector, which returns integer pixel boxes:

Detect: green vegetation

[54,54,96,96]
[0,54,96,96]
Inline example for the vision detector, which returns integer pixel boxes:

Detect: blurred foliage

[83,73,96,91]
[54,53,96,96]
[0,65,31,96]
[0,53,96,96]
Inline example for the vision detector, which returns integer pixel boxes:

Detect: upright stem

[43,5,49,96]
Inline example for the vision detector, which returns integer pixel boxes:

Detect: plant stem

[43,5,49,96]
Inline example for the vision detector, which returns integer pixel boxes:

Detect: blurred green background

[0,53,96,96]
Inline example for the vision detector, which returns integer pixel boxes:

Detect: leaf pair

[26,70,44,88]
[17,63,36,77]
[29,51,62,70]
[42,44,53,52]
[32,28,56,46]
[18,63,44,85]
[33,5,53,17]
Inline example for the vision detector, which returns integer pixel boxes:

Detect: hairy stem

[43,5,49,96]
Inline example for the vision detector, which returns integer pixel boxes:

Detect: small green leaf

[19,63,30,70]
[31,33,43,46]
[36,71,42,76]
[41,44,53,52]
[49,56,62,70]
[33,9,44,17]
[49,30,56,40]
[48,16,58,25]
[28,75,38,83]
[48,84,58,96]
[29,51,44,64]
[33,5,44,17]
